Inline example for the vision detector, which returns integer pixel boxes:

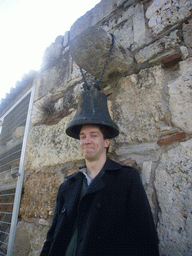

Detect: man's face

[79,125,110,161]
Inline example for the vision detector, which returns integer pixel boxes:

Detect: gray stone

[135,30,180,64]
[36,67,64,98]
[63,31,69,48]
[155,139,192,255]
[135,40,164,64]
[168,58,192,134]
[116,142,160,156]
[69,26,134,83]
[12,126,25,140]
[13,221,48,256]
[109,17,134,50]
[41,35,64,69]
[54,98,63,112]
[114,66,164,143]
[183,19,192,48]
[132,2,147,50]
[70,0,125,40]
[146,0,192,35]
[25,113,83,170]
[105,3,146,51]
[142,160,152,185]
[39,218,50,226]
[36,49,76,99]
[73,83,85,103]
[180,46,189,60]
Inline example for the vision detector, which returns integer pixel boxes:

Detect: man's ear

[104,139,111,148]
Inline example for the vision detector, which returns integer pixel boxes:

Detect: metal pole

[6,85,36,256]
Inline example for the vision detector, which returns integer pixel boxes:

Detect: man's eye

[80,136,85,140]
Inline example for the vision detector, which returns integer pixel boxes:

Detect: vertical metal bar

[6,85,36,256]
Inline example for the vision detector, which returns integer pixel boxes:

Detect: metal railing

[0,85,35,255]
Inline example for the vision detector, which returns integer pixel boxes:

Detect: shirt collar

[79,167,92,186]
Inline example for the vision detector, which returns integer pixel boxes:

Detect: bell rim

[66,120,119,139]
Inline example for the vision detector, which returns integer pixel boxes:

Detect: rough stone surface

[168,58,192,134]
[155,139,192,255]
[36,66,65,98]
[63,31,69,48]
[180,46,189,60]
[13,221,48,256]
[116,141,161,167]
[70,0,126,40]
[142,160,152,185]
[114,66,164,143]
[36,48,81,99]
[183,19,192,48]
[39,218,50,226]
[25,113,83,170]
[20,171,60,219]
[135,30,181,64]
[41,35,64,70]
[146,0,192,35]
[70,26,134,83]
[116,142,160,156]
[104,2,147,51]
[12,126,25,140]
[132,2,147,50]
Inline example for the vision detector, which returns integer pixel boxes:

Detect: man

[40,87,159,256]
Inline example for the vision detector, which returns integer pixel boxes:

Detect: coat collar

[64,158,122,194]
[66,157,122,181]
[103,157,122,171]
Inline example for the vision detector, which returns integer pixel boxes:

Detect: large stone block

[155,139,192,255]
[132,2,147,50]
[135,30,180,64]
[35,48,81,99]
[114,65,164,143]
[41,35,64,70]
[69,26,134,83]
[146,0,192,35]
[70,0,125,40]
[168,58,192,134]
[20,171,60,219]
[36,65,65,98]
[25,113,83,170]
[183,19,192,56]
[13,221,48,256]
[103,2,147,51]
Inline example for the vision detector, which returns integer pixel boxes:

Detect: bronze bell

[66,85,119,139]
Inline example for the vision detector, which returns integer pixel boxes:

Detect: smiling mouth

[84,147,94,150]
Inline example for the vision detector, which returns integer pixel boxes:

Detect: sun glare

[0,0,101,102]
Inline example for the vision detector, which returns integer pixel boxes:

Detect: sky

[0,0,101,102]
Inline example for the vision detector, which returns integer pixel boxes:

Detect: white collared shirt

[79,167,92,185]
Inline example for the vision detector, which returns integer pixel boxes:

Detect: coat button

[97,203,101,208]
[61,207,66,213]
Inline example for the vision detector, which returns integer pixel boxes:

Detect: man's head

[79,124,110,161]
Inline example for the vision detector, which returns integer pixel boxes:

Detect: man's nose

[84,135,92,143]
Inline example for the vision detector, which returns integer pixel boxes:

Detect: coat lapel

[62,172,84,218]
[85,158,122,195]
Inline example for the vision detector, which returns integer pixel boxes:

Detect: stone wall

[14,0,192,255]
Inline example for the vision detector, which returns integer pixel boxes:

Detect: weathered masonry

[0,0,192,255]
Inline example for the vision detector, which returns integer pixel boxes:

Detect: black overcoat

[40,158,159,256]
